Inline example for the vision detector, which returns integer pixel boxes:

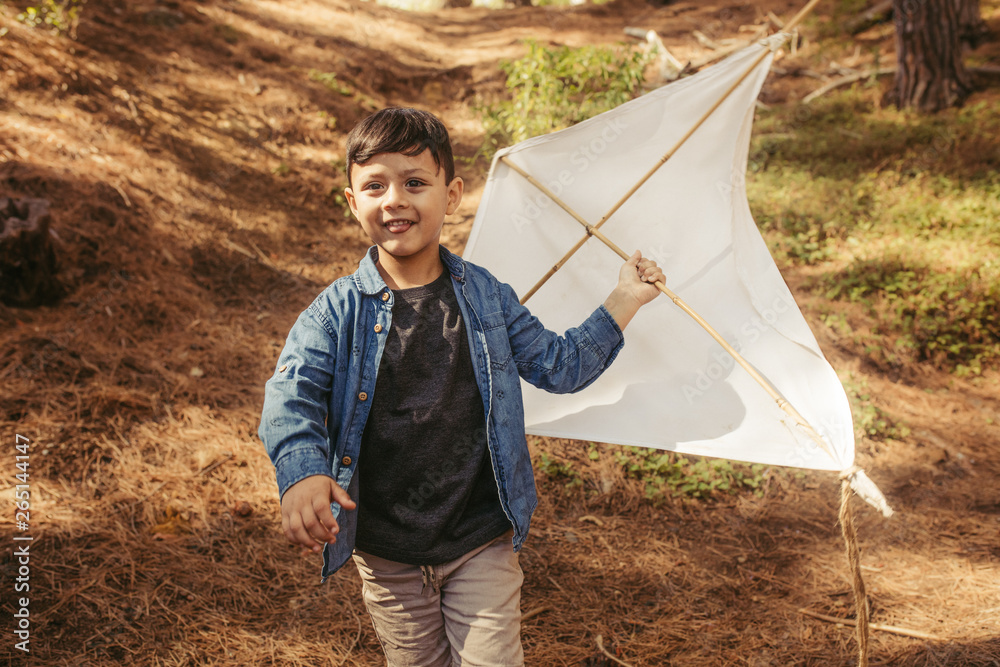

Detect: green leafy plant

[819,258,1000,373]
[16,0,83,36]
[749,85,1000,374]
[477,40,649,158]
[537,452,583,491]
[327,158,354,222]
[538,444,768,501]
[611,447,768,501]
[317,110,338,130]
[843,376,909,440]
[309,70,353,97]
[753,207,837,265]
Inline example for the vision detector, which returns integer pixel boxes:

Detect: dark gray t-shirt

[355,270,510,564]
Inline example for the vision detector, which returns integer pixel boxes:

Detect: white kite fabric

[464,41,855,473]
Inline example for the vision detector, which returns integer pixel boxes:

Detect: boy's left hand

[619,250,665,306]
[603,250,665,331]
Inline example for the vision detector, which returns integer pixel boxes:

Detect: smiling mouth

[384,220,414,233]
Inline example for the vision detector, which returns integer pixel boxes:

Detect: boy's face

[345,149,463,269]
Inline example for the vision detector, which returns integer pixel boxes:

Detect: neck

[375,248,445,290]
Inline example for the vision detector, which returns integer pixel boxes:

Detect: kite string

[839,472,870,667]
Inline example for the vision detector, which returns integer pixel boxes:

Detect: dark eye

[406,179,426,188]
[363,182,384,192]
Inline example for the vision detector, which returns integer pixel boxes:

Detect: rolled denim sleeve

[258,306,338,499]
[500,282,624,393]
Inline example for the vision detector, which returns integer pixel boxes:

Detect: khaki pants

[352,532,524,667]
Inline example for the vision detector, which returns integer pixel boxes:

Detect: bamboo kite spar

[485,1,892,665]
[517,0,824,306]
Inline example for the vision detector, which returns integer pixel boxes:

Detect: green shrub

[16,0,83,36]
[610,446,768,501]
[538,444,768,502]
[842,376,909,440]
[537,451,582,491]
[477,40,648,158]
[819,258,1000,373]
[309,70,353,97]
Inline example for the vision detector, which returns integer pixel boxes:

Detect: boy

[259,107,664,666]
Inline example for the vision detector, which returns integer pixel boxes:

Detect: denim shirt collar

[353,245,467,295]
[353,246,387,295]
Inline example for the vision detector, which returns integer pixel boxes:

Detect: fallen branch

[692,29,720,50]
[688,24,770,71]
[196,452,234,477]
[578,514,605,527]
[798,608,944,641]
[595,635,636,667]
[803,66,896,103]
[771,65,828,80]
[521,605,553,623]
[221,236,280,273]
[971,65,1000,77]
[845,0,894,34]
[624,27,686,81]
[688,40,751,70]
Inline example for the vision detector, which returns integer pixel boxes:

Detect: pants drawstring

[420,565,440,595]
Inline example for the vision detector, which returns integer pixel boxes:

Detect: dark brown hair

[345,107,455,187]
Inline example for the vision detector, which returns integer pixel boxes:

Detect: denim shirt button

[497,389,505,399]
[278,364,287,373]
[358,392,368,401]
[381,292,389,302]
[341,456,352,466]
[373,324,383,333]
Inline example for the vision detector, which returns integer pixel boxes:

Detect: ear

[445,176,464,216]
[343,186,360,220]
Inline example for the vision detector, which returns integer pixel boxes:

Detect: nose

[382,183,408,210]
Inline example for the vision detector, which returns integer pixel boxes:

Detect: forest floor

[1,0,999,664]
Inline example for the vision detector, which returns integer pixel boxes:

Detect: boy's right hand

[280,475,357,553]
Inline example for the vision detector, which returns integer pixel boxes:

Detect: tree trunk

[893,0,972,112]
[957,0,988,47]
[0,198,62,307]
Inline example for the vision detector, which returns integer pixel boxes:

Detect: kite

[463,2,891,664]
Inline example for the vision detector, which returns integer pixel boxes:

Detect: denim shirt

[259,245,624,579]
